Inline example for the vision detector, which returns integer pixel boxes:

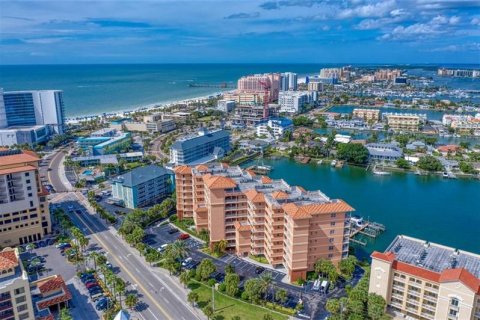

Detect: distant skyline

[1,0,479,65]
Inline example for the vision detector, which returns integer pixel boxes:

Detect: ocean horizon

[1,63,479,117]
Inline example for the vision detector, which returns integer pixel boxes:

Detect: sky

[1,0,479,65]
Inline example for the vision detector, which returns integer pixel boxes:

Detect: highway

[48,149,204,320]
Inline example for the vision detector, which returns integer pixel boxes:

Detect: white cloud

[338,0,396,19]
[470,17,480,25]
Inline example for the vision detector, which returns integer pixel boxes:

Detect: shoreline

[65,89,230,123]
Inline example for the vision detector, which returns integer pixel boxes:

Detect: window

[14,288,25,295]
[330,230,335,235]
[449,309,458,316]
[25,172,30,177]
[329,246,334,251]
[451,298,459,307]
[19,313,30,320]
[329,238,334,243]
[17,304,27,312]
[330,222,336,226]
[331,213,336,218]
[26,179,30,184]
[27,186,31,191]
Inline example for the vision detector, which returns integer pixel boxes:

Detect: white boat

[373,169,391,176]
[331,160,337,167]
[350,216,364,228]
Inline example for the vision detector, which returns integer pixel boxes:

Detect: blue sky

[1,0,479,64]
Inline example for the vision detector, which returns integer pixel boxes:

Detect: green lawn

[188,282,288,320]
[248,254,269,264]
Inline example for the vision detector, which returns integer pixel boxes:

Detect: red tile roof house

[30,275,72,319]
[436,144,461,156]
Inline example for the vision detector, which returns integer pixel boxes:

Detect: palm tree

[114,277,126,307]
[187,291,199,307]
[259,272,273,302]
[179,271,190,288]
[125,293,138,311]
[168,240,188,260]
[89,252,101,271]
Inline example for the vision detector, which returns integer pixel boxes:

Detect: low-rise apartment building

[369,235,480,320]
[278,91,315,114]
[174,163,354,282]
[352,108,380,122]
[111,164,173,209]
[0,149,51,247]
[76,129,132,156]
[256,117,293,139]
[0,248,35,320]
[170,128,231,166]
[383,113,426,132]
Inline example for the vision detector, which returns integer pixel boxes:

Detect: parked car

[181,257,193,267]
[105,261,113,269]
[255,266,265,274]
[86,282,99,289]
[96,298,111,311]
[184,260,199,270]
[178,233,190,240]
[88,287,103,295]
[157,244,169,252]
[56,242,70,249]
[168,227,179,234]
[91,292,104,302]
[75,209,83,215]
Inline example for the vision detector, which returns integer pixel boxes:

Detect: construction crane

[257,80,270,119]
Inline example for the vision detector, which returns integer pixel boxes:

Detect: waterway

[248,158,480,258]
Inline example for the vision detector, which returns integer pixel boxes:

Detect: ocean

[1,63,478,118]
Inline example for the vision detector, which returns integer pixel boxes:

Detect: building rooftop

[0,149,40,166]
[171,129,230,151]
[187,163,354,218]
[113,164,172,188]
[0,249,19,271]
[384,235,480,278]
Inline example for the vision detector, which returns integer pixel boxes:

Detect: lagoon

[252,158,480,257]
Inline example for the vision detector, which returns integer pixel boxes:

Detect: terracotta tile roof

[439,268,480,294]
[174,165,192,174]
[36,275,72,310]
[261,176,272,184]
[0,151,40,166]
[373,252,480,294]
[244,189,265,203]
[302,200,354,215]
[245,169,256,177]
[371,251,396,263]
[234,221,251,231]
[0,165,37,175]
[38,275,66,294]
[195,164,209,172]
[0,249,18,271]
[37,315,54,320]
[204,175,237,189]
[437,145,460,152]
[283,203,311,219]
[271,190,289,200]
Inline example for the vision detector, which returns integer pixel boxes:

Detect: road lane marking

[148,308,161,320]
[71,198,174,320]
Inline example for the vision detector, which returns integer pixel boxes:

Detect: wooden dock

[349,219,386,246]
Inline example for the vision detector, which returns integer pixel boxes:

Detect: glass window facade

[3,93,36,126]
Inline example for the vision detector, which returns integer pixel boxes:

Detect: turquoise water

[253,158,480,257]
[0,64,324,117]
[1,64,478,117]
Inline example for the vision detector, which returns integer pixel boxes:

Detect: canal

[249,158,480,258]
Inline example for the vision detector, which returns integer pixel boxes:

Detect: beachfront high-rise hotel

[175,163,353,282]
[0,88,66,134]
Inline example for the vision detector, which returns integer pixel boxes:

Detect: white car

[182,257,193,267]
[157,244,168,252]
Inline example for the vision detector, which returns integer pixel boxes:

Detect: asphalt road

[48,152,204,320]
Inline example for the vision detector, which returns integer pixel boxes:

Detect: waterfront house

[406,141,426,152]
[366,143,403,162]
[437,145,460,156]
[111,165,174,209]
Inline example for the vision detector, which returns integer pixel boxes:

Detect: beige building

[383,113,425,132]
[175,163,354,282]
[0,248,35,320]
[369,235,480,320]
[0,150,51,247]
[352,108,380,122]
[374,69,402,81]
[307,82,324,92]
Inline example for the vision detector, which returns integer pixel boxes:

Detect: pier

[349,219,386,246]
[188,82,236,88]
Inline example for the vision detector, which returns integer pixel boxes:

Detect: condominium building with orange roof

[174,163,354,282]
[0,149,51,247]
[369,235,480,320]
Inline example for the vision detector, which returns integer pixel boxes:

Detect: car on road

[255,266,265,274]
[168,227,179,234]
[75,209,83,214]
[178,233,190,240]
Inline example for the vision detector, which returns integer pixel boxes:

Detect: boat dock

[247,165,272,175]
[349,218,386,246]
